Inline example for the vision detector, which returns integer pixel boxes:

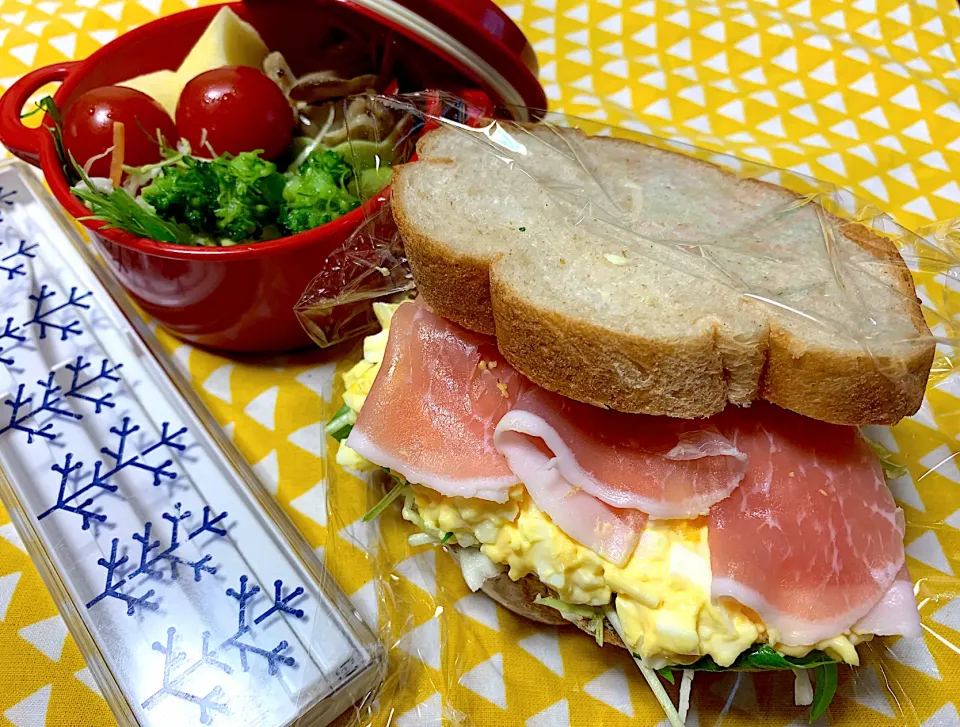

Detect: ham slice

[707,403,906,646]
[350,303,917,640]
[853,565,921,638]
[496,427,647,566]
[346,301,521,502]
[494,388,747,519]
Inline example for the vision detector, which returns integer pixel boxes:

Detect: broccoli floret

[210,152,286,240]
[141,156,220,232]
[301,148,354,185]
[141,151,286,241]
[279,149,360,235]
[139,147,368,242]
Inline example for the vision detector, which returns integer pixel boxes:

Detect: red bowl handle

[0,62,79,166]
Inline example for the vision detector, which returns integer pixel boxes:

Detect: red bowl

[0,1,544,353]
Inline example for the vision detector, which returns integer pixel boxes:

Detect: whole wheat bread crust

[393,136,934,426]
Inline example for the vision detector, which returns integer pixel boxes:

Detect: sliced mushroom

[290,73,380,104]
[263,51,297,95]
[256,41,412,162]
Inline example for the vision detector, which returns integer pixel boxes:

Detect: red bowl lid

[328,0,546,119]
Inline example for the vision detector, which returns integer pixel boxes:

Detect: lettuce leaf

[865,437,908,480]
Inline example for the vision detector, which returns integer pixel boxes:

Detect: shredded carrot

[109,121,125,188]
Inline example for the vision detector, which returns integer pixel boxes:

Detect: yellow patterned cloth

[0,1,960,725]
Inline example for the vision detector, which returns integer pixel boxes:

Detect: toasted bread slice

[392,126,934,425]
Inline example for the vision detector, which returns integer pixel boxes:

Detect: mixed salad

[36,8,409,247]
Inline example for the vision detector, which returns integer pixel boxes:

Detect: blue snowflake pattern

[141,575,307,723]
[85,502,229,614]
[37,416,187,529]
[25,284,92,341]
[0,317,25,366]
[0,186,17,222]
[0,239,38,281]
[0,356,123,443]
[62,357,124,413]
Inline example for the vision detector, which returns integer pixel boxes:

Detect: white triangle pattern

[933,597,960,632]
[4,686,51,727]
[527,699,570,727]
[74,668,102,697]
[395,549,437,598]
[454,593,500,631]
[923,703,960,727]
[289,481,327,527]
[252,449,280,496]
[848,144,877,164]
[339,515,379,553]
[171,344,192,373]
[202,364,233,405]
[887,635,941,679]
[584,667,634,716]
[906,531,954,575]
[396,692,443,727]
[288,422,324,458]
[518,629,564,676]
[0,523,26,554]
[349,580,379,629]
[244,386,279,430]
[920,445,960,484]
[18,615,67,662]
[295,363,336,401]
[0,571,21,621]
[841,663,895,717]
[460,653,507,709]
[887,472,925,512]
[397,617,441,670]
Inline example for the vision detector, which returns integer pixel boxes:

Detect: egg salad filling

[327,301,876,675]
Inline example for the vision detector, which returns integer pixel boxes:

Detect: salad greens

[656,643,840,722]
[362,474,408,523]
[73,162,195,245]
[141,150,287,242]
[134,145,364,244]
[35,95,391,246]
[866,437,909,480]
[26,96,70,180]
[279,149,360,235]
[658,643,836,673]
[325,403,357,442]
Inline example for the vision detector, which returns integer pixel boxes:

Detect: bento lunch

[35,7,409,247]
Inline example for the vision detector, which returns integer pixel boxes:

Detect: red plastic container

[0,0,544,353]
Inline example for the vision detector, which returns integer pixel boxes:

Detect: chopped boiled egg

[335,302,401,472]
[335,303,868,668]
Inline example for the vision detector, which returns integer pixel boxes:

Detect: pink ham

[707,403,907,646]
[496,426,647,566]
[853,565,921,638]
[346,300,521,502]
[494,387,747,519]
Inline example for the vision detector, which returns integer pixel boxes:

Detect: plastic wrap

[306,94,960,726]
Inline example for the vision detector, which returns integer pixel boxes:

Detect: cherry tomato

[63,86,176,177]
[176,66,293,160]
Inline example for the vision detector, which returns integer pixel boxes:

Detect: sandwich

[325,122,935,724]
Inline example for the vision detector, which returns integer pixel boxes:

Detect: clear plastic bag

[306,93,960,726]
